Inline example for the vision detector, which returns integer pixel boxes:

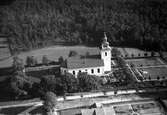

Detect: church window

[73,71,75,75]
[105,52,107,56]
[91,69,94,73]
[97,68,100,73]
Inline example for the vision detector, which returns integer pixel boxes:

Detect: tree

[144,52,148,57]
[78,72,101,92]
[42,55,50,65]
[85,52,90,57]
[111,48,121,57]
[151,51,155,57]
[157,76,160,80]
[58,56,64,64]
[26,56,38,67]
[116,57,127,68]
[9,72,33,99]
[61,73,79,93]
[10,81,27,99]
[13,56,24,73]
[43,92,57,114]
[68,50,78,57]
[40,75,64,95]
[131,53,134,57]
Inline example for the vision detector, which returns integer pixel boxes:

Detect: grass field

[126,57,165,67]
[131,102,163,114]
[117,47,159,57]
[113,102,163,115]
[0,37,11,61]
[0,106,32,115]
[0,45,99,68]
[113,105,132,115]
[0,45,164,68]
[138,66,167,80]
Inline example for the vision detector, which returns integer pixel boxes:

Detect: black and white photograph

[0,0,167,114]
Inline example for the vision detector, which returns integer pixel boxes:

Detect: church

[60,33,112,77]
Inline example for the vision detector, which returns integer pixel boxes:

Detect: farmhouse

[60,33,112,77]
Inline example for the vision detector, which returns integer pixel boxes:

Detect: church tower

[100,32,111,72]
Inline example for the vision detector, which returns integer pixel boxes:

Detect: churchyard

[125,56,167,81]
[138,66,167,81]
[113,101,165,115]
[126,57,165,67]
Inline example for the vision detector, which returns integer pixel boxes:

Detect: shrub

[42,55,50,65]
[26,56,38,67]
[78,72,101,92]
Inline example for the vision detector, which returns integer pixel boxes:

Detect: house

[60,33,112,77]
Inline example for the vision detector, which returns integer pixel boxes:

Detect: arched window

[105,52,107,56]
[97,68,100,73]
[73,71,75,75]
[91,69,94,73]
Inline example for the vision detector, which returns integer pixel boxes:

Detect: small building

[60,32,112,77]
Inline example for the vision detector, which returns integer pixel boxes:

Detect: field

[117,47,159,57]
[131,102,163,114]
[126,57,165,67]
[0,106,32,115]
[113,102,164,115]
[138,66,167,80]
[113,105,132,115]
[0,37,11,61]
[0,45,99,68]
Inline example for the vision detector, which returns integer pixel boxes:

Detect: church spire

[101,32,110,49]
[103,32,108,43]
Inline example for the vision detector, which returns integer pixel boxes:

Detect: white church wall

[101,50,111,72]
[61,66,104,77]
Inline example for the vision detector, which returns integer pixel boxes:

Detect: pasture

[126,57,165,67]
[0,37,11,61]
[138,66,167,80]
[0,45,99,68]
[117,47,159,57]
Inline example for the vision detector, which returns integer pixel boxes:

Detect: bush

[68,50,78,57]
[61,73,79,93]
[43,91,57,113]
[42,55,50,65]
[78,72,101,92]
[26,56,38,67]
[144,53,148,57]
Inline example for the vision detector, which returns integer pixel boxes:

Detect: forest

[0,0,167,54]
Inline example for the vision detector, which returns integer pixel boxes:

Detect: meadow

[117,47,159,57]
[126,57,165,67]
[138,66,167,80]
[0,45,99,68]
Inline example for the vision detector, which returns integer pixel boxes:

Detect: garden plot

[113,105,133,115]
[113,102,164,115]
[126,57,165,67]
[131,102,163,115]
[138,66,167,81]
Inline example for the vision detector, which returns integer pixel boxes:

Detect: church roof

[62,58,104,69]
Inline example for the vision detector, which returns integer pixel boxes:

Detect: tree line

[1,0,167,53]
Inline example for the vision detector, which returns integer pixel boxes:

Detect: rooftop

[62,58,104,69]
